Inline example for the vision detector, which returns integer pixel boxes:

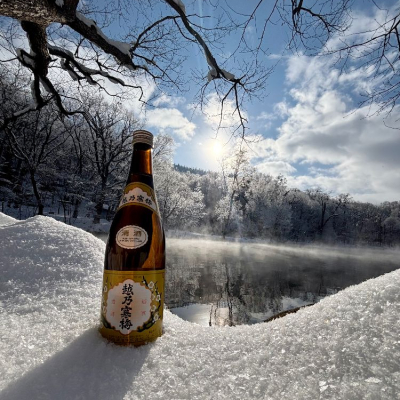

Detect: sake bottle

[99,130,165,346]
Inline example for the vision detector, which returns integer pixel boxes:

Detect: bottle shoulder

[126,174,154,187]
[110,204,162,230]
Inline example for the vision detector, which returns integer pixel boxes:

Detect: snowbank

[0,216,399,399]
[0,211,17,226]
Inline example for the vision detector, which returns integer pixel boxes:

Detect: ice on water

[0,213,399,399]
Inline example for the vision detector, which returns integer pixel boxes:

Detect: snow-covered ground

[0,212,17,226]
[0,213,399,399]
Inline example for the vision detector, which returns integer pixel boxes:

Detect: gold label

[99,269,164,345]
[116,225,148,249]
[118,182,159,215]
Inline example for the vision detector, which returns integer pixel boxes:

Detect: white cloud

[257,111,275,121]
[262,94,400,201]
[152,94,186,107]
[101,74,156,116]
[324,4,400,56]
[274,102,290,118]
[256,160,297,176]
[145,107,196,141]
[252,43,400,203]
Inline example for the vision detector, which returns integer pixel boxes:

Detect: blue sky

[3,0,398,204]
[132,0,400,204]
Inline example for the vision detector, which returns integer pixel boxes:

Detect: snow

[207,67,235,82]
[76,12,132,56]
[0,212,16,226]
[171,0,186,13]
[48,44,74,60]
[13,105,35,118]
[207,68,218,82]
[56,44,127,86]
[1,214,400,399]
[221,69,235,80]
[60,59,80,81]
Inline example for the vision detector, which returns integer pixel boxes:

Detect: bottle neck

[128,142,153,177]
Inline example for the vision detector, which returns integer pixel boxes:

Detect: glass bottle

[99,130,165,346]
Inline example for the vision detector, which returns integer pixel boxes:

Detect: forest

[1,65,399,246]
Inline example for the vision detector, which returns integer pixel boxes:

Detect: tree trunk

[222,191,235,239]
[93,201,102,224]
[318,202,327,237]
[0,0,70,26]
[72,198,80,219]
[29,169,44,215]
[93,179,107,224]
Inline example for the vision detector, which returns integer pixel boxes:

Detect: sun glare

[212,141,222,156]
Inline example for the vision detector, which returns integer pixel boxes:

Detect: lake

[95,234,400,327]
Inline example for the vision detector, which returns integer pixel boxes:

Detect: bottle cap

[132,130,153,147]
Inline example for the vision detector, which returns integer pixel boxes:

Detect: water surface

[95,234,400,326]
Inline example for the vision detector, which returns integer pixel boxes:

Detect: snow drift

[0,212,16,226]
[0,214,399,399]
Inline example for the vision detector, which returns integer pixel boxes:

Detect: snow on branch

[49,44,132,87]
[2,0,247,135]
[171,0,186,14]
[68,12,148,74]
[75,13,132,57]
[164,0,237,84]
[163,0,247,136]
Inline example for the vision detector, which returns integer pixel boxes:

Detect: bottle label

[99,269,164,345]
[116,225,148,249]
[118,182,159,215]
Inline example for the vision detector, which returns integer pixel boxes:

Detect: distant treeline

[0,67,399,246]
[174,164,208,176]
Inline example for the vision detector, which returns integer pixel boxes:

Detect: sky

[131,0,400,205]
[1,0,399,204]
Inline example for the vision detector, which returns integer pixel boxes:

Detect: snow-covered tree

[79,94,138,223]
[242,173,292,240]
[217,144,255,238]
[306,189,351,240]
[155,162,205,230]
[383,206,400,246]
[4,105,69,215]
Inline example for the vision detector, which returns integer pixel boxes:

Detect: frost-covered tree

[153,133,205,230]
[4,105,69,215]
[348,201,383,246]
[382,206,400,246]
[306,189,351,240]
[217,144,255,238]
[155,162,204,230]
[244,174,292,240]
[153,133,175,169]
[198,171,224,232]
[79,94,138,223]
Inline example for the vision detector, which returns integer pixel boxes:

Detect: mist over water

[95,234,400,326]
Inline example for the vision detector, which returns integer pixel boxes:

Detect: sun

[212,141,223,156]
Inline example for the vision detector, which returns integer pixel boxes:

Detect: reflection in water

[93,234,400,327]
[164,239,400,327]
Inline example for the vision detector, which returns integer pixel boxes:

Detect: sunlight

[212,141,222,157]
